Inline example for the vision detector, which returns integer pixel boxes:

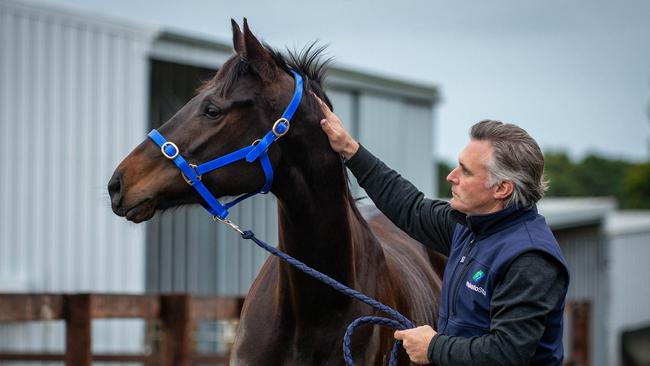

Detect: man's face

[446,139,503,215]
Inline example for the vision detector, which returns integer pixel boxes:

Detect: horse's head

[108,19,333,223]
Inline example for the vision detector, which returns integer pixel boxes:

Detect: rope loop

[240,230,414,365]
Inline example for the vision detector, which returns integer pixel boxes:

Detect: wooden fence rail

[0,293,245,366]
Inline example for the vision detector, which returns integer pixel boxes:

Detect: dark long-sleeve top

[345,145,568,366]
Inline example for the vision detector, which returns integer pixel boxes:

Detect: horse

[108,19,443,365]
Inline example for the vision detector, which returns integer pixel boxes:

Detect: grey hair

[470,120,549,208]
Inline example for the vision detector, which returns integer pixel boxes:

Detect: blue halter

[147,70,303,220]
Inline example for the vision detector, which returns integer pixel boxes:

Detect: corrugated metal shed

[0,0,438,358]
[0,0,152,360]
[539,198,615,366]
[539,199,650,366]
[605,211,650,366]
[0,0,152,292]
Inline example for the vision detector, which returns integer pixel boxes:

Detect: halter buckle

[272,118,290,138]
[181,164,201,185]
[161,142,179,159]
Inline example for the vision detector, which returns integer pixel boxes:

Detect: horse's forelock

[195,56,251,97]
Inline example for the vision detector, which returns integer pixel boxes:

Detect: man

[318,101,569,366]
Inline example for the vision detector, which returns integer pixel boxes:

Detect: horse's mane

[266,43,333,110]
[267,44,370,228]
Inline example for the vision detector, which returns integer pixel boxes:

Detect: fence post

[160,294,192,366]
[65,294,92,366]
[570,301,591,366]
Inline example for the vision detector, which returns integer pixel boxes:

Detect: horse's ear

[231,19,244,54]
[242,18,276,78]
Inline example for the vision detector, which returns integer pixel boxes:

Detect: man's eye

[203,105,222,118]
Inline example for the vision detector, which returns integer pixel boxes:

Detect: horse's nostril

[108,171,123,205]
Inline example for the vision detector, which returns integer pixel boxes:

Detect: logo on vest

[466,281,487,296]
[467,269,486,296]
[472,270,485,283]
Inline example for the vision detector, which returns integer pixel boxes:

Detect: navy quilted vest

[438,205,569,366]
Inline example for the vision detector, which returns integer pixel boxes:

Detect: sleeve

[345,144,459,256]
[427,252,569,366]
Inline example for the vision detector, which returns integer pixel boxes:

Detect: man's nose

[446,167,459,184]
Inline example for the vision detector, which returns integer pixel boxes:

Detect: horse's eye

[203,104,222,119]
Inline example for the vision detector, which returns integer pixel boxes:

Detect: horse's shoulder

[358,204,424,254]
[358,203,441,327]
[233,256,284,364]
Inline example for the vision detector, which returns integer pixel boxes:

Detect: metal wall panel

[358,94,435,197]
[554,226,608,366]
[327,88,362,197]
[402,101,434,197]
[607,230,650,366]
[327,89,356,135]
[147,200,277,296]
[0,0,152,361]
[359,94,402,169]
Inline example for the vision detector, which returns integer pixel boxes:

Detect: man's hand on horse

[394,325,436,365]
[315,95,360,160]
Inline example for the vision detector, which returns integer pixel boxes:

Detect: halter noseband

[147,70,303,220]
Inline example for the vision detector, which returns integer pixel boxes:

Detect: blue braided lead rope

[240,230,415,366]
[344,316,404,365]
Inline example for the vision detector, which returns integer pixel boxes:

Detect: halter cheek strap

[246,71,303,162]
[147,70,303,220]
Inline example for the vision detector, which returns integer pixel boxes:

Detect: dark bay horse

[108,19,443,365]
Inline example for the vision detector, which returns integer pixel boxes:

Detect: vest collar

[459,205,538,238]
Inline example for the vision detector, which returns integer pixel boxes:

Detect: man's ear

[494,180,514,201]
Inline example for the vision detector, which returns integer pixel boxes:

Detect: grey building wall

[0,0,152,360]
[326,87,435,199]
[606,221,650,366]
[554,225,609,366]
[146,198,276,296]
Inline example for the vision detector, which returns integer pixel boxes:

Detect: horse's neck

[272,154,383,320]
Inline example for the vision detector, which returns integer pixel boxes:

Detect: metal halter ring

[272,118,290,138]
[251,139,261,146]
[161,141,179,159]
[214,216,244,235]
[181,164,201,185]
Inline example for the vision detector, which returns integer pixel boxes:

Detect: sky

[31,0,650,164]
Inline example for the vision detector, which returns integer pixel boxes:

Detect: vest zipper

[450,237,478,317]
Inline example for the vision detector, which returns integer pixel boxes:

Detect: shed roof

[605,211,650,236]
[536,197,616,230]
[152,30,439,103]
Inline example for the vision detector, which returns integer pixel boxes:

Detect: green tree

[575,154,631,199]
[623,162,650,208]
[544,152,582,196]
[544,151,633,206]
[437,161,453,198]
